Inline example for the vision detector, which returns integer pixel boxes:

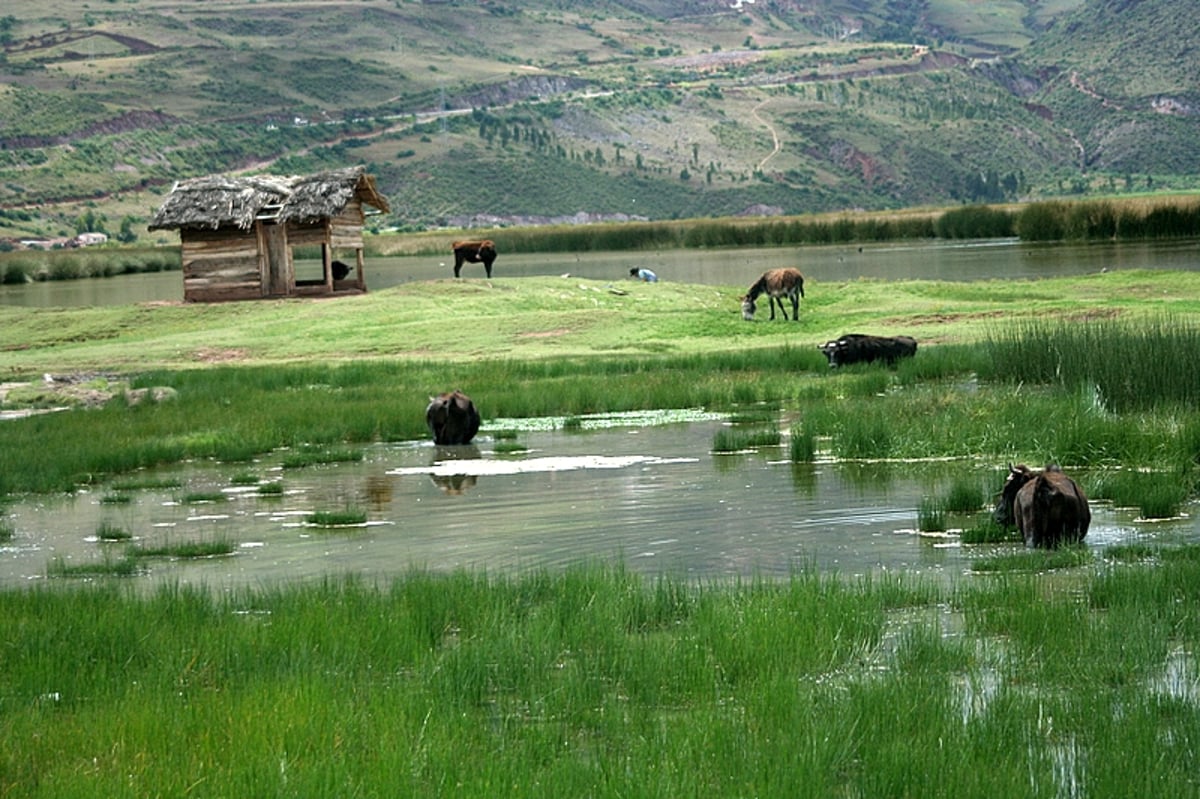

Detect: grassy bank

[3,556,1200,796]
[2,272,1200,498]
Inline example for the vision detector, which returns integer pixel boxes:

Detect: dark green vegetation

[1,0,1197,241]
[5,555,1200,794]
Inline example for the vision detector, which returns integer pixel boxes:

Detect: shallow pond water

[2,414,1194,589]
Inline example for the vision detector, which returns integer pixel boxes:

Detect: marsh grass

[131,538,236,558]
[1088,469,1190,518]
[7,556,1200,795]
[306,508,368,527]
[493,440,529,454]
[712,425,781,452]
[180,491,225,504]
[46,554,141,578]
[970,546,1093,573]
[257,482,284,496]
[110,477,182,491]
[229,472,261,486]
[0,521,14,542]
[942,475,985,513]
[280,446,365,469]
[99,493,132,505]
[983,317,1200,412]
[789,424,817,462]
[960,517,1015,544]
[95,521,132,541]
[916,497,947,533]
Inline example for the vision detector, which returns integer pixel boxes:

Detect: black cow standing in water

[425,390,481,445]
[331,260,352,281]
[818,334,918,367]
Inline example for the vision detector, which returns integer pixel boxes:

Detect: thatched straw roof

[148,166,390,231]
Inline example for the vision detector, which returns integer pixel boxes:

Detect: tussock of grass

[306,509,368,527]
[280,447,365,469]
[917,497,947,533]
[180,491,225,504]
[96,522,132,542]
[130,539,236,559]
[47,555,141,578]
[713,426,781,452]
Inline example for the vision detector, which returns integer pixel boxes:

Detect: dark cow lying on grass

[818,334,918,367]
[426,390,482,445]
[451,240,497,278]
[994,464,1091,548]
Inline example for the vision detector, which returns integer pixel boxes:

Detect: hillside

[0,0,1197,241]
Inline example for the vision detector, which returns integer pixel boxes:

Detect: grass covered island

[2,268,1200,795]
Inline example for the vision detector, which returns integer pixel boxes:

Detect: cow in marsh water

[425,390,482,446]
[741,268,805,321]
[451,240,497,278]
[994,464,1091,548]
[818,334,918,367]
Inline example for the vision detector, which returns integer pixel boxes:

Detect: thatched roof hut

[150,166,390,302]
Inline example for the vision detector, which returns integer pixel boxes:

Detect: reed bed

[4,556,1200,795]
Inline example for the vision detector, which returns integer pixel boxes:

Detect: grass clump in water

[712,425,781,452]
[493,441,528,454]
[180,491,226,504]
[47,554,141,578]
[306,508,368,527]
[916,497,947,533]
[257,482,284,496]
[789,424,817,463]
[281,447,365,469]
[96,521,132,542]
[131,538,236,559]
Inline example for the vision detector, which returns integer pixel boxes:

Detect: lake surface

[3,237,1198,308]
[2,414,1195,590]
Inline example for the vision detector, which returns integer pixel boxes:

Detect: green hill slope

[0,0,1196,241]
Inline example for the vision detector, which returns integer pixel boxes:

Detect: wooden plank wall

[330,201,365,250]
[180,227,263,302]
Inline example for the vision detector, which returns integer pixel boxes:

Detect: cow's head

[994,463,1034,526]
[818,340,842,366]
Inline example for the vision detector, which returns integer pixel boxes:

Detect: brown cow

[451,240,497,278]
[994,464,1091,548]
[741,268,805,321]
[425,390,482,445]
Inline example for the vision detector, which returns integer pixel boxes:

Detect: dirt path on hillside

[750,97,782,173]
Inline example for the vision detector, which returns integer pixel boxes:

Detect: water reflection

[429,444,481,495]
[1,419,1195,588]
